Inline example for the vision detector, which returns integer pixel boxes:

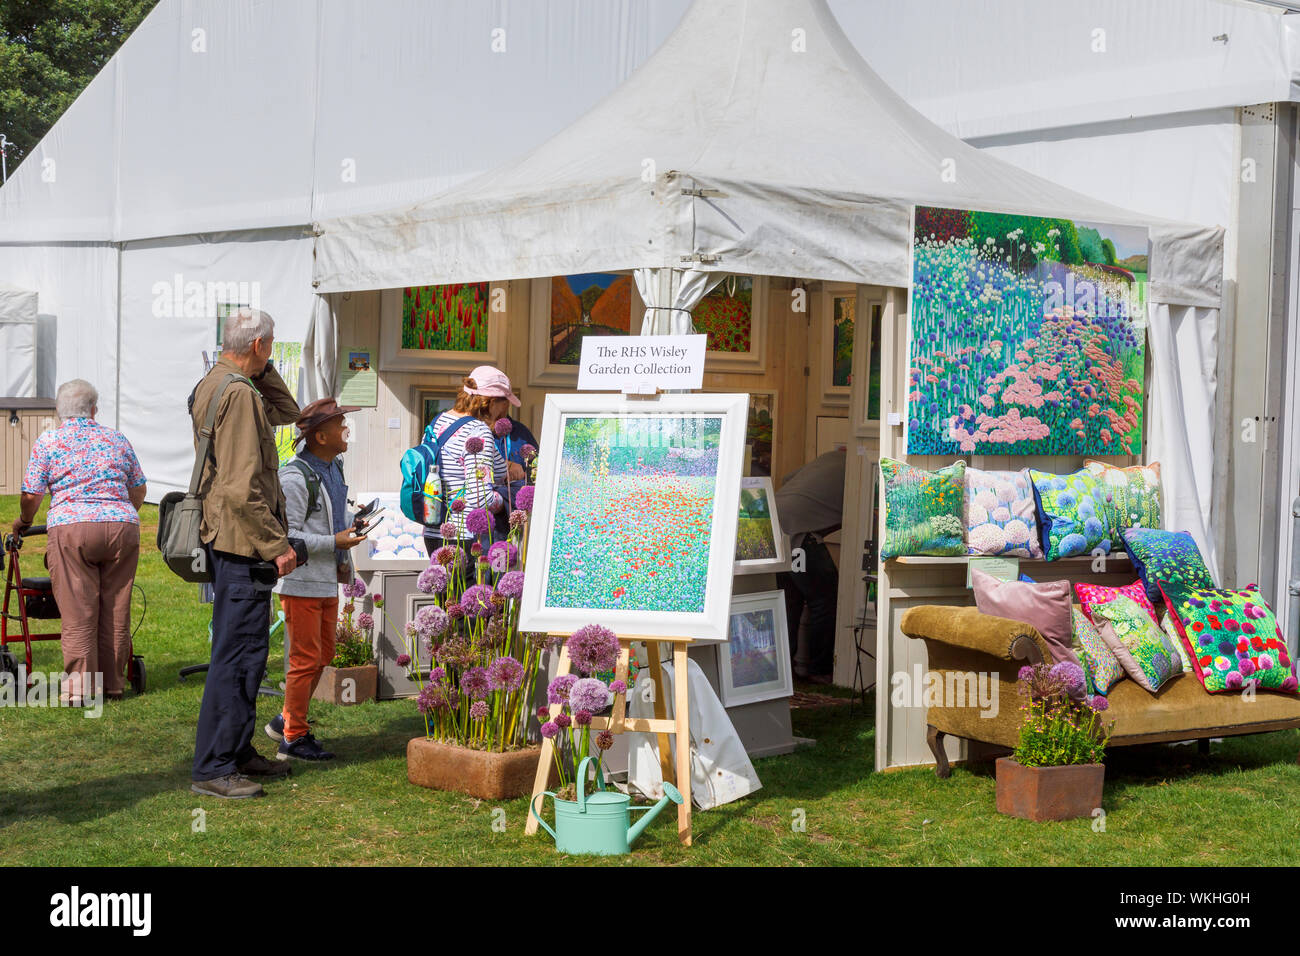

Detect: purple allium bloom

[395,653,411,667]
[497,571,525,600]
[568,677,609,715]
[488,655,525,691]
[536,706,550,721]
[439,522,456,540]
[609,679,627,695]
[566,624,620,675]
[357,612,374,630]
[460,666,491,700]
[596,730,614,751]
[464,435,485,455]
[1088,695,1109,712]
[1048,661,1085,694]
[1017,665,1035,682]
[470,540,483,556]
[469,700,490,721]
[548,674,578,705]
[416,564,448,595]
[447,602,464,621]
[451,498,466,514]
[488,540,518,571]
[465,508,491,535]
[460,583,496,619]
[493,417,513,437]
[412,604,450,640]
[521,444,537,463]
[371,593,384,607]
[540,721,559,739]
[555,713,571,729]
[574,710,592,726]
[344,577,367,598]
[508,509,527,530]
[430,666,445,682]
[515,485,535,512]
[433,545,463,568]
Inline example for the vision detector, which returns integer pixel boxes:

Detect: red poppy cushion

[1075,579,1159,626]
[1159,584,1298,695]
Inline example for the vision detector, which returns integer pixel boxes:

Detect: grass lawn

[3,494,1300,866]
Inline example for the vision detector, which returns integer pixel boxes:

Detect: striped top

[430,411,508,538]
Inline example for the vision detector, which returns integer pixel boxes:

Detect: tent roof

[313,0,1223,306]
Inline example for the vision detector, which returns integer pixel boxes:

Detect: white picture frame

[528,274,643,386]
[821,284,856,405]
[694,276,768,374]
[718,590,793,706]
[350,490,431,571]
[379,284,507,374]
[734,476,791,574]
[519,392,749,643]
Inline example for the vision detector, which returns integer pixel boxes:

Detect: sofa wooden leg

[927,724,950,779]
[1198,738,1210,756]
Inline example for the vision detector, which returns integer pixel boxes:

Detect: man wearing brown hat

[268,397,366,761]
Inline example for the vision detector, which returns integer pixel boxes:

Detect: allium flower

[395,653,411,667]
[487,540,518,570]
[433,545,462,567]
[1017,666,1035,682]
[469,700,490,721]
[521,444,537,462]
[536,706,550,721]
[574,710,592,726]
[567,624,619,675]
[439,522,456,539]
[357,612,374,630]
[540,721,559,739]
[416,564,448,594]
[343,577,367,598]
[465,508,491,535]
[470,540,483,556]
[460,666,491,700]
[451,498,466,514]
[371,593,384,607]
[555,713,571,729]
[515,485,535,512]
[1048,660,1086,694]
[460,583,496,619]
[492,417,513,437]
[430,666,445,683]
[548,674,578,705]
[595,730,614,751]
[436,637,474,668]
[1088,695,1109,712]
[412,604,450,640]
[488,655,525,691]
[508,509,527,530]
[609,679,627,695]
[464,436,485,454]
[569,677,609,715]
[497,570,525,599]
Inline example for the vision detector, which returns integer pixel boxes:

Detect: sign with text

[577,334,706,392]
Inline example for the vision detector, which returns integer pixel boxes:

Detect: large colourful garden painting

[909,206,1149,456]
[402,283,490,352]
[544,414,723,614]
[550,273,634,365]
[691,276,753,353]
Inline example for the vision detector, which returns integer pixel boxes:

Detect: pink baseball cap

[465,365,521,406]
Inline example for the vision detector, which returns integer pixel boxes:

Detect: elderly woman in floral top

[15,379,147,703]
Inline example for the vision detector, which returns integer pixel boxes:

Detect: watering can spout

[626,782,685,846]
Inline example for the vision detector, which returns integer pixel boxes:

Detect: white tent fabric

[299,293,340,406]
[0,284,38,397]
[312,0,1224,304]
[634,268,727,335]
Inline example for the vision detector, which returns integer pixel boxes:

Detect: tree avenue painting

[544,414,723,614]
[550,273,634,365]
[909,206,1149,456]
[402,283,490,352]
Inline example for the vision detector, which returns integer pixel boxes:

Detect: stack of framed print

[519,392,749,642]
[718,590,794,706]
[733,476,790,574]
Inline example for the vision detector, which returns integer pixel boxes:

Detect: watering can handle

[575,756,596,812]
[529,791,558,840]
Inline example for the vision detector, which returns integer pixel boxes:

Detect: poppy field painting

[691,276,753,353]
[909,206,1149,456]
[402,283,490,352]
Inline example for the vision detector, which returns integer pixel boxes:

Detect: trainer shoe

[237,752,292,777]
[277,733,335,761]
[264,713,285,742]
[190,773,264,799]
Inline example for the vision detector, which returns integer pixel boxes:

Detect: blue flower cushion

[1028,468,1114,561]
[1123,528,1216,606]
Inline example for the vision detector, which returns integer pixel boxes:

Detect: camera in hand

[249,537,309,587]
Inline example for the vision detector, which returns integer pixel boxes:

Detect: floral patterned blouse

[21,418,146,527]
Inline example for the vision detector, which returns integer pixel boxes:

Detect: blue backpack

[399,415,476,525]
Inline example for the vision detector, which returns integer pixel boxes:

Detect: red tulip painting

[402,283,490,353]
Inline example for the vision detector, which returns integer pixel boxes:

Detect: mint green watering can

[530,757,684,855]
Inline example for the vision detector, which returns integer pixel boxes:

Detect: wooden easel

[525,634,694,846]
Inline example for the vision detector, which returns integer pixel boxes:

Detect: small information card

[577,334,706,392]
[966,555,1021,589]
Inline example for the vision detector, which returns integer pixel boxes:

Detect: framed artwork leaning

[350,491,431,571]
[519,392,750,642]
[734,476,790,574]
[380,284,506,373]
[717,590,794,706]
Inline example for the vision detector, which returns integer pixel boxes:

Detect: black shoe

[237,752,293,777]
[278,733,335,761]
[265,713,285,742]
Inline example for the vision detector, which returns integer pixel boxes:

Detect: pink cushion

[971,568,1078,666]
[1075,579,1159,626]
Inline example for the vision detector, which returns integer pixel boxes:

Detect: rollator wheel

[0,649,18,682]
[129,656,146,695]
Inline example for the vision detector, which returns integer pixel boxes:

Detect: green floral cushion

[1160,612,1193,674]
[1090,594,1183,693]
[1160,585,1298,695]
[1123,528,1215,605]
[1084,460,1162,546]
[880,458,966,558]
[1028,468,1113,561]
[1071,606,1124,696]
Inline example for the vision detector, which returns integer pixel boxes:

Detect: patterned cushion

[963,467,1042,558]
[1071,606,1124,696]
[1123,528,1215,606]
[1028,468,1113,561]
[880,458,966,558]
[1160,584,1298,695]
[1083,460,1162,546]
[1160,611,1193,674]
[1075,579,1159,626]
[971,569,1077,667]
[1090,595,1184,693]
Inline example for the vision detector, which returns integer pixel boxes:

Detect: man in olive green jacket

[188,307,301,799]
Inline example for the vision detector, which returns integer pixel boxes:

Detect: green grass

[4,494,1300,865]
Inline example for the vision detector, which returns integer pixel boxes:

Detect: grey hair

[222,307,274,355]
[56,379,98,420]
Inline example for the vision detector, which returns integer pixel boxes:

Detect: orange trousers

[279,595,338,741]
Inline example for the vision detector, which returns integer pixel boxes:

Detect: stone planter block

[313,665,378,706]
[407,737,551,800]
[995,757,1105,822]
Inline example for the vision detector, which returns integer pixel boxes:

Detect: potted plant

[996,661,1112,821]
[312,580,378,705]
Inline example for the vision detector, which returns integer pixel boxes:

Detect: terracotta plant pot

[312,664,378,706]
[995,757,1105,822]
[407,737,551,800]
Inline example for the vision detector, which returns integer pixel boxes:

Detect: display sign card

[966,556,1021,589]
[577,334,706,392]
